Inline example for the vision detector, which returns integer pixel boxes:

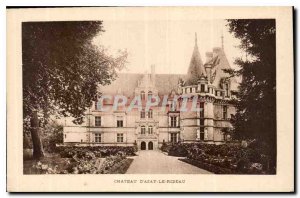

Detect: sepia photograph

[7,7,294,192]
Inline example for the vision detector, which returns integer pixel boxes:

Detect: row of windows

[198,129,229,141]
[95,110,153,126]
[183,84,230,97]
[184,85,205,94]
[199,104,227,119]
[140,91,153,100]
[94,106,227,127]
[199,103,227,120]
[140,109,153,118]
[94,131,228,143]
[94,91,155,110]
[94,116,124,127]
[95,86,230,110]
[93,133,181,143]
[94,133,124,143]
[140,126,154,134]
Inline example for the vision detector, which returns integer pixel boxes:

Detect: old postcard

[7,7,294,192]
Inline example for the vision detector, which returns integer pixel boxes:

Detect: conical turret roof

[185,33,206,86]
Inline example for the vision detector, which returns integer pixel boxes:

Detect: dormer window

[141,91,145,100]
[95,100,97,110]
[170,102,176,111]
[225,83,229,97]
[201,84,205,92]
[223,106,228,119]
[148,91,152,100]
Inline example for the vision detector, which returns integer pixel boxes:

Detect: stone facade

[63,34,238,150]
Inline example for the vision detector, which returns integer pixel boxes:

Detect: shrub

[166,142,272,174]
[29,147,132,174]
[168,143,188,157]
[42,121,63,153]
[56,146,136,159]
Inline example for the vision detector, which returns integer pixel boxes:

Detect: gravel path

[126,150,212,174]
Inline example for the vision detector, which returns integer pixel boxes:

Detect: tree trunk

[30,110,44,159]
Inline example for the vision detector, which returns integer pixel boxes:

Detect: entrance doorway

[141,141,146,150]
[148,141,153,150]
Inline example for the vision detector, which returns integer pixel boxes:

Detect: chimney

[151,64,156,84]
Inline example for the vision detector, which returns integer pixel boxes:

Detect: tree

[22,21,127,159]
[226,20,276,160]
[41,120,64,153]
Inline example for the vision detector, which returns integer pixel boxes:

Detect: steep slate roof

[98,35,239,97]
[184,33,205,86]
[98,73,186,97]
[209,47,239,91]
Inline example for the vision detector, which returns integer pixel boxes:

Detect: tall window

[117,116,123,127]
[95,100,98,110]
[148,91,152,100]
[170,116,177,128]
[200,118,204,140]
[223,106,228,119]
[170,101,177,111]
[200,118,204,126]
[200,127,204,140]
[171,133,177,143]
[200,102,204,118]
[141,109,145,118]
[141,91,145,100]
[141,126,146,134]
[201,84,205,92]
[95,116,101,127]
[148,126,153,134]
[225,84,229,97]
[190,87,192,93]
[117,133,124,142]
[95,133,101,143]
[148,109,153,118]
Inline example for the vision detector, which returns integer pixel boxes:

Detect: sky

[93,19,244,74]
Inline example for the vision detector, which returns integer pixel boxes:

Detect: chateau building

[63,34,238,150]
